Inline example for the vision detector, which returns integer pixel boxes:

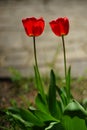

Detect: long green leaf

[64,100,87,118]
[45,122,64,130]
[62,115,87,130]
[19,108,44,126]
[7,112,34,127]
[34,66,46,102]
[56,100,63,119]
[7,107,44,127]
[66,66,71,101]
[48,70,57,117]
[35,93,49,113]
[31,110,59,123]
[56,86,68,108]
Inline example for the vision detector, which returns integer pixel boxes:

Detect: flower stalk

[33,36,38,68]
[61,35,67,79]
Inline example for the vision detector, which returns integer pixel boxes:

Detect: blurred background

[0,0,87,78]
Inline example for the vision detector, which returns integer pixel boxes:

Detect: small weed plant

[9,67,31,93]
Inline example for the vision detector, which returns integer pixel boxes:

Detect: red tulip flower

[22,17,45,37]
[50,17,69,79]
[49,17,69,36]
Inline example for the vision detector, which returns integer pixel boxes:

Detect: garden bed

[0,77,87,108]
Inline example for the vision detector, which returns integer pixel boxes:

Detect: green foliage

[48,70,57,117]
[4,37,87,129]
[34,65,46,102]
[66,66,71,101]
[62,115,87,130]
[4,66,87,130]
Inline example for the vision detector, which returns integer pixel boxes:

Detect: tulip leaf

[48,70,58,118]
[64,99,87,118]
[62,115,87,130]
[66,66,71,101]
[19,108,44,126]
[7,107,44,127]
[56,100,63,119]
[56,86,68,110]
[34,66,46,102]
[45,122,64,130]
[30,109,59,123]
[7,112,34,127]
[35,93,49,113]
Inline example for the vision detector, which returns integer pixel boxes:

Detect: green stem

[33,36,46,102]
[33,36,38,68]
[61,35,67,79]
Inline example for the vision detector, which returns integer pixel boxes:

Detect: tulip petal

[49,17,69,36]
[22,17,45,37]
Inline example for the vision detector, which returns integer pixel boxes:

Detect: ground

[0,77,87,109]
[0,78,37,108]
